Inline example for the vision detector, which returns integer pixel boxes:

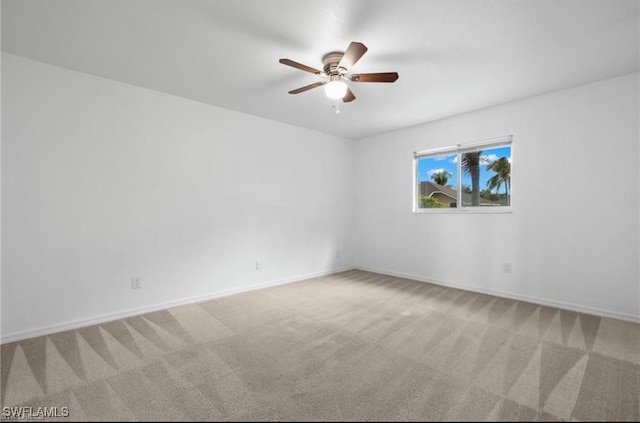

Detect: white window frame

[413,135,513,213]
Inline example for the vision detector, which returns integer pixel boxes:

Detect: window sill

[413,207,513,214]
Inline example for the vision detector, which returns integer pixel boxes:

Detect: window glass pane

[460,145,511,207]
[416,153,458,208]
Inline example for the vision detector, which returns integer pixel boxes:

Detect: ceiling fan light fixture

[324,79,348,99]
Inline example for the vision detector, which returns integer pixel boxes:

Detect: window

[414,136,512,211]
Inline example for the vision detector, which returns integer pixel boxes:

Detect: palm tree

[430,170,452,186]
[461,152,481,206]
[486,157,511,204]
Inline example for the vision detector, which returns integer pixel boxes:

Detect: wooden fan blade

[279,58,322,74]
[351,72,399,83]
[338,42,368,70]
[342,87,356,103]
[288,81,325,94]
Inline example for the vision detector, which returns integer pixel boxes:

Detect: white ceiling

[2,0,639,139]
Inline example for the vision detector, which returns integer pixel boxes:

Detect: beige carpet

[1,270,639,421]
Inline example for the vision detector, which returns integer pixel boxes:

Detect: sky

[417,146,511,193]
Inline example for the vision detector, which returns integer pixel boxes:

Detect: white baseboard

[4,264,636,344]
[0,266,355,344]
[355,265,640,323]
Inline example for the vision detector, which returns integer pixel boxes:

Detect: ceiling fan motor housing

[322,52,347,75]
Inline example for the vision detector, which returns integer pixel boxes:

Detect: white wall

[353,73,640,321]
[1,53,354,341]
[2,53,638,342]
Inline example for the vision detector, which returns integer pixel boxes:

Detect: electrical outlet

[255,261,262,270]
[502,263,512,274]
[131,276,142,289]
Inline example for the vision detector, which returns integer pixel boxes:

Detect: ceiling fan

[279,41,399,104]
